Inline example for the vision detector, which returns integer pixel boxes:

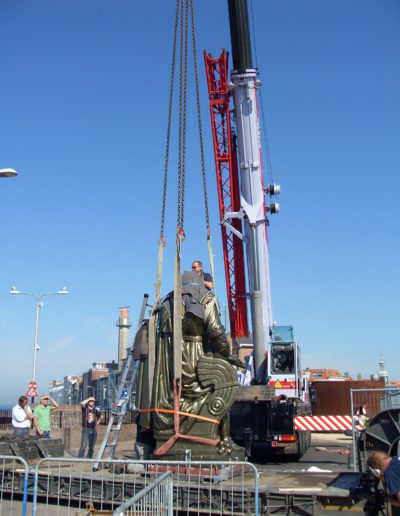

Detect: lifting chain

[159,0,180,243]
[177,0,189,233]
[160,0,211,243]
[189,0,217,301]
[156,0,216,305]
[155,0,180,306]
[190,0,210,232]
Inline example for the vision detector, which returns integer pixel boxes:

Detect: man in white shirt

[12,395,33,437]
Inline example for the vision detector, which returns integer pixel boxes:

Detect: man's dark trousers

[78,428,97,458]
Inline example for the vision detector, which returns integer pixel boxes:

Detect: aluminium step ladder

[92,293,149,470]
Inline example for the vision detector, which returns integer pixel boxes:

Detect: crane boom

[227,0,273,382]
[207,2,310,461]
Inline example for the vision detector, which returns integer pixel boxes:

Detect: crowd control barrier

[0,455,29,516]
[31,457,259,516]
[113,470,173,515]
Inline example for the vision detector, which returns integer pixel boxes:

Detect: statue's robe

[152,291,230,441]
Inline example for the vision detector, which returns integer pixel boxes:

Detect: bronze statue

[136,271,244,460]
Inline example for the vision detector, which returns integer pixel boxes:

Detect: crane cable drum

[152,0,216,385]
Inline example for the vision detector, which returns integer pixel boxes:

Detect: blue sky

[1,0,399,405]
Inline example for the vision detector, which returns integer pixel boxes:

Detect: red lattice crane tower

[204,49,248,339]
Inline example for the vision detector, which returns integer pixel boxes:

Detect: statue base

[152,438,245,462]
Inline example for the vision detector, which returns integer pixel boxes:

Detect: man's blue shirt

[384,456,400,497]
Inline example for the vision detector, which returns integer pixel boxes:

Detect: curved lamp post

[9,286,69,399]
[0,168,18,178]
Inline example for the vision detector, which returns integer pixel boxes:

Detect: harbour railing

[0,410,12,430]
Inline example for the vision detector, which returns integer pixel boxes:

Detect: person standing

[33,394,59,438]
[367,451,400,511]
[78,397,103,459]
[134,413,155,460]
[12,395,33,437]
[191,260,214,290]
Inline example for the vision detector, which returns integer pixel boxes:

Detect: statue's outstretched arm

[204,299,245,368]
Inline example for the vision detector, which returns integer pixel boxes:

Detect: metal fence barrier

[0,455,29,516]
[113,470,173,515]
[350,387,400,471]
[31,457,259,516]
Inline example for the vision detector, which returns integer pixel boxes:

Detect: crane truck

[204,0,311,458]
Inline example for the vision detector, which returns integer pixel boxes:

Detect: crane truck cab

[269,326,311,404]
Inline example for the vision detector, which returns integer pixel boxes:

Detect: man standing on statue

[191,260,214,290]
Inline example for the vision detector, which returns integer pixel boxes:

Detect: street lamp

[0,168,18,178]
[9,286,69,401]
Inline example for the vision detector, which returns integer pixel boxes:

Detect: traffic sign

[26,381,38,398]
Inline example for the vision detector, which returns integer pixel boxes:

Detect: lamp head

[57,287,69,295]
[9,286,21,294]
[0,168,18,178]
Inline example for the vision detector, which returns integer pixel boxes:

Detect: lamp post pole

[9,286,69,402]
[33,297,41,384]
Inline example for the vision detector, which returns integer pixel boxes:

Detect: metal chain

[190,0,210,232]
[160,0,180,240]
[180,0,189,230]
[177,0,184,229]
[189,0,216,299]
[162,0,208,239]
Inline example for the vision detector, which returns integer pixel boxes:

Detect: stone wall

[56,423,137,455]
[37,404,134,429]
[2,404,137,457]
[49,405,137,455]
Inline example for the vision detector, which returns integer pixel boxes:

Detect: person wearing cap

[12,395,33,437]
[78,396,103,459]
[33,394,59,438]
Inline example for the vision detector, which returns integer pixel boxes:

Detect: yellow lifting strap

[173,233,183,381]
[154,240,165,306]
[146,239,165,412]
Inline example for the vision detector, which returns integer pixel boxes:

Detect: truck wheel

[294,431,306,460]
[305,431,311,449]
